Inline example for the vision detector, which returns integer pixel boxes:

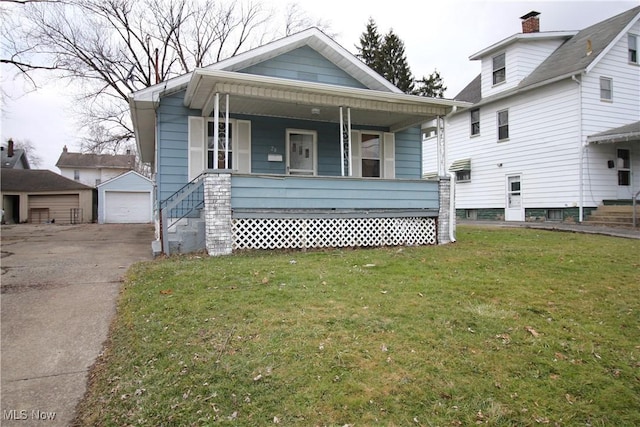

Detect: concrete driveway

[1,223,154,427]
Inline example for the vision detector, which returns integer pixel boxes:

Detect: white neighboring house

[425,7,640,223]
[56,146,136,187]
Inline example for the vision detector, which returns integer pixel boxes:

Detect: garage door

[28,194,79,225]
[105,191,151,223]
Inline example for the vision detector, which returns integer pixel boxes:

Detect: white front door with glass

[505,174,524,221]
[287,129,317,175]
[616,148,633,199]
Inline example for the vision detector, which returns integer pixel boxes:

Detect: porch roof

[184,69,466,130]
[586,121,640,144]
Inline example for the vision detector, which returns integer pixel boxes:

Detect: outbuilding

[1,169,94,224]
[97,171,154,224]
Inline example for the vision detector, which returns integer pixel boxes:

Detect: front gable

[237,45,367,89]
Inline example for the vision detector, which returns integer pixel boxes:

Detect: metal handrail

[160,174,206,255]
[633,189,640,228]
[160,172,206,209]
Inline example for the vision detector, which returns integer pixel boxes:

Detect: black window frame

[497,110,509,141]
[470,108,480,136]
[492,53,506,85]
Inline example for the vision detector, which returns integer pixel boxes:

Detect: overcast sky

[1,0,638,171]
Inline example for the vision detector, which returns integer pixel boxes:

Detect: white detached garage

[97,171,154,224]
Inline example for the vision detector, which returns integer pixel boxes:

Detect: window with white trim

[600,77,612,101]
[629,34,638,64]
[470,108,480,136]
[361,132,381,177]
[497,110,509,141]
[492,53,506,85]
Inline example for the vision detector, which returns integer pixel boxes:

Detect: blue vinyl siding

[99,172,152,191]
[395,126,422,179]
[156,91,196,202]
[238,46,367,89]
[232,175,439,210]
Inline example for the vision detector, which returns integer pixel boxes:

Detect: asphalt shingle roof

[1,169,94,192]
[1,148,30,169]
[55,152,135,169]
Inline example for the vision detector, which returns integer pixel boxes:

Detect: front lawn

[75,226,640,426]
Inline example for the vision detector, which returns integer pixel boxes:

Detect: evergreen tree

[356,21,414,94]
[356,18,383,74]
[413,69,447,98]
[380,30,414,93]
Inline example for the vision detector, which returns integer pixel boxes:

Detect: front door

[616,148,633,199]
[287,129,317,175]
[505,174,524,221]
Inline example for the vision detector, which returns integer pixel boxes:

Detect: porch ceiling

[184,69,466,131]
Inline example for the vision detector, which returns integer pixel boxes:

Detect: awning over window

[586,121,640,144]
[422,172,438,180]
[449,158,471,172]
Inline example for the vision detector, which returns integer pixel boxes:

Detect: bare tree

[1,0,278,156]
[6,138,43,168]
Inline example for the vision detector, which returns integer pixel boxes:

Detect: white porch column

[436,115,446,176]
[339,107,352,177]
[224,94,230,169]
[213,93,220,168]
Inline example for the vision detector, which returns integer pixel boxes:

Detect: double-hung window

[600,77,612,101]
[361,133,381,177]
[492,53,506,85]
[629,34,638,64]
[497,110,509,141]
[470,108,480,136]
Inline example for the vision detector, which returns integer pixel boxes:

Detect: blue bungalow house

[129,28,467,256]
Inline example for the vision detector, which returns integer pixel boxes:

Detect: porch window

[361,133,381,177]
[629,34,638,64]
[600,77,612,101]
[492,53,506,85]
[207,120,233,169]
[470,108,480,136]
[497,110,509,141]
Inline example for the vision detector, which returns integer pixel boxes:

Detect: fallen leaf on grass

[261,277,269,284]
[160,289,173,295]
[525,326,539,337]
[565,394,575,405]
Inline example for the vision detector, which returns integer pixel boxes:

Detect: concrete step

[167,217,206,254]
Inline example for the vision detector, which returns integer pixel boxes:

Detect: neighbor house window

[207,120,233,169]
[470,108,480,136]
[456,170,471,182]
[600,77,612,101]
[361,133,381,177]
[497,110,509,141]
[492,53,506,85]
[74,170,80,180]
[629,34,638,64]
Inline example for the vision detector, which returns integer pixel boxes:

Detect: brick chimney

[63,145,68,153]
[520,11,540,33]
[8,138,14,157]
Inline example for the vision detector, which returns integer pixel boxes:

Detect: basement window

[547,209,563,221]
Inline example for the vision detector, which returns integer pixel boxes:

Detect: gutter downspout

[572,74,584,222]
[444,106,458,243]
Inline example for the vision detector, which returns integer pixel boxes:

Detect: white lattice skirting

[232,217,437,250]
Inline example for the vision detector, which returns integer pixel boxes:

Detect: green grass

[76,226,640,426]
